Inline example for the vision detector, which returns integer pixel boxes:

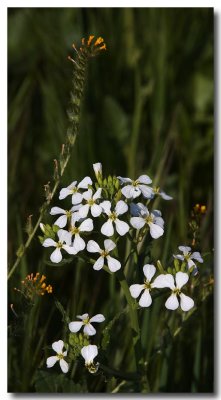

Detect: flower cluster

[15,273,53,300]
[41,162,172,267]
[46,311,104,374]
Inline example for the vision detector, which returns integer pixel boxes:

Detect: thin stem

[116,268,150,392]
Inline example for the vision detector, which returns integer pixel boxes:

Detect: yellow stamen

[94,37,104,46]
[87,35,95,46]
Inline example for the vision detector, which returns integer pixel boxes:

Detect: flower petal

[129,284,145,298]
[139,185,154,199]
[100,200,111,215]
[152,274,175,289]
[101,220,114,237]
[104,239,116,252]
[175,271,189,289]
[115,200,128,216]
[117,176,132,184]
[67,180,77,190]
[82,189,92,201]
[173,254,184,261]
[87,240,101,253]
[115,219,129,236]
[81,345,98,364]
[52,340,64,354]
[93,256,104,270]
[77,313,89,320]
[149,222,164,239]
[59,359,69,373]
[73,234,85,252]
[72,192,83,205]
[91,204,102,217]
[78,204,90,219]
[130,217,145,230]
[139,289,152,307]
[93,188,102,200]
[54,215,67,228]
[59,188,71,200]
[122,185,139,199]
[165,294,179,310]
[83,323,96,336]
[138,175,152,184]
[69,321,84,333]
[78,176,92,189]
[90,314,105,323]
[62,245,77,255]
[43,238,56,248]
[50,207,66,215]
[106,255,121,272]
[57,229,69,243]
[191,252,203,263]
[143,264,156,282]
[50,248,62,263]
[178,246,191,254]
[159,190,173,200]
[79,218,93,232]
[47,356,58,368]
[179,293,194,311]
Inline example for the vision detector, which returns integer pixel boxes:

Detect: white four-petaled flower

[42,229,76,263]
[100,200,129,237]
[69,313,105,336]
[78,188,102,218]
[173,246,203,273]
[130,203,164,239]
[50,206,73,228]
[118,175,153,199]
[81,344,99,373]
[68,213,93,252]
[153,271,194,311]
[59,176,92,204]
[129,264,159,307]
[87,239,121,272]
[46,340,69,373]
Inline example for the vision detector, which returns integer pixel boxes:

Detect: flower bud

[93,162,102,180]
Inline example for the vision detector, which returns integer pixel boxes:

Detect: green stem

[116,269,150,392]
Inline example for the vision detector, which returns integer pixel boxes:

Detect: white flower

[42,229,76,263]
[59,176,92,204]
[46,340,69,373]
[153,271,194,311]
[87,239,121,272]
[118,175,153,199]
[69,313,105,336]
[78,188,102,218]
[100,200,130,237]
[130,204,164,239]
[81,345,99,373]
[93,162,102,180]
[129,264,158,307]
[152,186,173,200]
[69,213,93,253]
[50,206,73,228]
[173,246,203,273]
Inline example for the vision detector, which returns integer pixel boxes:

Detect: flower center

[172,288,181,295]
[66,210,72,218]
[132,180,139,187]
[57,353,64,360]
[71,226,80,235]
[71,187,78,194]
[101,250,109,258]
[88,199,95,206]
[144,280,151,290]
[56,241,63,249]
[153,186,160,193]
[109,212,117,221]
[145,215,154,224]
[83,317,90,324]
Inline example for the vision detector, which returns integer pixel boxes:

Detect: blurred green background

[8,8,213,393]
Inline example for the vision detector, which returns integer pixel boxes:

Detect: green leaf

[34,370,86,393]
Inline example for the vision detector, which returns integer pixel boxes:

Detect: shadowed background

[8,8,213,393]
